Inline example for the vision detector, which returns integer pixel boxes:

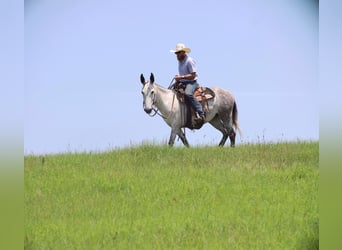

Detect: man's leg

[185,83,205,119]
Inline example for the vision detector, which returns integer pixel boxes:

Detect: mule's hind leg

[219,134,229,147]
[219,127,237,147]
[219,129,236,147]
[209,114,237,147]
[229,128,236,147]
[209,115,230,147]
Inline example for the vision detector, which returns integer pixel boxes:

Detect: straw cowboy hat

[170,43,191,53]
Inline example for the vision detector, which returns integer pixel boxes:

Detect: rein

[159,78,188,140]
[150,91,176,120]
[148,77,176,119]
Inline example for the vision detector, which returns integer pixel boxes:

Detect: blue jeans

[184,81,205,116]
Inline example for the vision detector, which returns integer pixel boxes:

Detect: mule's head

[140,73,155,114]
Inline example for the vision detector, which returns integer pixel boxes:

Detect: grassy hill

[25,142,318,249]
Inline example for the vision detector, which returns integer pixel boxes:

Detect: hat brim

[170,48,191,53]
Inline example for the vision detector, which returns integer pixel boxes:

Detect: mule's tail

[232,101,242,137]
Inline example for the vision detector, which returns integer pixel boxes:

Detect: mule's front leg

[178,129,190,147]
[168,129,177,146]
[219,134,229,147]
[229,129,236,147]
[168,128,190,147]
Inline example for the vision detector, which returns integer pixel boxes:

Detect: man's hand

[174,75,183,81]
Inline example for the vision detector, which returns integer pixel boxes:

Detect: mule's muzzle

[144,108,152,114]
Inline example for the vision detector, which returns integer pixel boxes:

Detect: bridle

[142,82,158,117]
[144,92,159,117]
[143,80,176,119]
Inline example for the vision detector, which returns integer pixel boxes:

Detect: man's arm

[174,72,197,81]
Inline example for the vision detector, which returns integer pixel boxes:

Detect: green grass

[25,142,318,249]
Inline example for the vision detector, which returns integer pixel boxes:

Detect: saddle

[172,82,215,129]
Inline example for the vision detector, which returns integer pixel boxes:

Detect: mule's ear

[150,73,155,84]
[140,74,145,84]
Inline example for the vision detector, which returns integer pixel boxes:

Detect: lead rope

[171,78,187,142]
[169,77,187,142]
[182,103,186,141]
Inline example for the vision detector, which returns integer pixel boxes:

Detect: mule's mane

[153,83,174,94]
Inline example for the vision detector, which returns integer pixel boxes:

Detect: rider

[170,43,205,122]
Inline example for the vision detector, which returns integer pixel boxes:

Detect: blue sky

[24,0,318,154]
